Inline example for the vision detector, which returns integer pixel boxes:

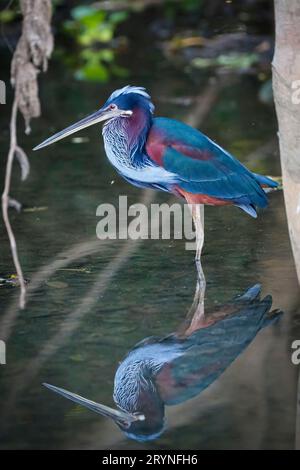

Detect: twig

[1,97,26,309]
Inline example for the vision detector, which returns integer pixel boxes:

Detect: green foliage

[68,5,128,46]
[75,49,112,82]
[0,2,20,24]
[0,9,16,23]
[64,5,128,82]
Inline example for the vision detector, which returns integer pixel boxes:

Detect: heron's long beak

[43,383,144,426]
[33,107,132,151]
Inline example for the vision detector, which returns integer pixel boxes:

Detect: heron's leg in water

[189,204,206,318]
[177,204,206,337]
[192,204,206,286]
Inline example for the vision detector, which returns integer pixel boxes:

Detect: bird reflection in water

[44,282,282,442]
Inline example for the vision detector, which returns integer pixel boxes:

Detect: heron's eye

[109,104,117,110]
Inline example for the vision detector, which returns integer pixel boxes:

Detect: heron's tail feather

[253,173,279,189]
[234,283,261,302]
[236,203,258,218]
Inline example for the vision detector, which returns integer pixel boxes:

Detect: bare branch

[1,98,26,309]
[2,0,53,309]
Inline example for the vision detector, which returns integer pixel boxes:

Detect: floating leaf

[23,206,48,213]
[70,354,85,362]
[46,281,69,289]
[58,267,92,273]
[71,137,90,144]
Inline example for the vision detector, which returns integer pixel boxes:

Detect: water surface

[0,46,299,449]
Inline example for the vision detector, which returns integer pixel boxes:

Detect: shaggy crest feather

[108,85,154,113]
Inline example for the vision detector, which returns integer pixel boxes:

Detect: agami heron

[43,284,282,442]
[34,86,278,234]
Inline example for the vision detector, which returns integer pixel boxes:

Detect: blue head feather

[105,85,155,115]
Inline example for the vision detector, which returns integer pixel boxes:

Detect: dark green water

[0,48,299,449]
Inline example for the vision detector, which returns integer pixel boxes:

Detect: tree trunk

[273,0,300,284]
[272,0,300,450]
